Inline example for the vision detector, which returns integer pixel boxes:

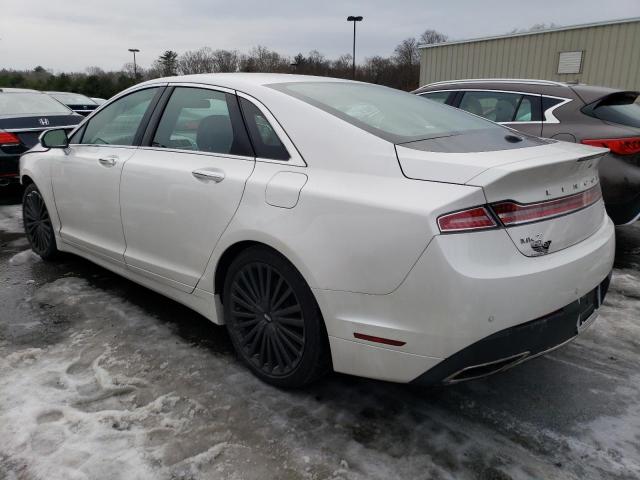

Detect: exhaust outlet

[443,351,530,384]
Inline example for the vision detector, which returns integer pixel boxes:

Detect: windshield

[270,81,508,143]
[48,92,97,105]
[584,92,640,128]
[0,92,72,115]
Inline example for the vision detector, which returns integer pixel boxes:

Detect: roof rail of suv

[423,79,569,88]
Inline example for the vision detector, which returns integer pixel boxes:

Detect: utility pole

[128,48,140,79]
[347,16,363,79]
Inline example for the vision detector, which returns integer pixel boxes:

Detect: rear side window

[239,98,289,161]
[152,87,253,156]
[459,91,541,123]
[81,88,158,146]
[420,91,451,104]
[583,92,640,128]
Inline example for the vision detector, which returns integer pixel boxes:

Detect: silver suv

[414,79,640,225]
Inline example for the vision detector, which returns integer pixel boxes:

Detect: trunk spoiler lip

[463,149,607,186]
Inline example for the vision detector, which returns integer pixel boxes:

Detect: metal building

[419,17,640,90]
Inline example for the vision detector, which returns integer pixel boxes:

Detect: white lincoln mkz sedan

[20,74,615,388]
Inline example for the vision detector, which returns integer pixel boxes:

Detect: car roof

[135,73,357,97]
[415,78,634,103]
[0,87,41,93]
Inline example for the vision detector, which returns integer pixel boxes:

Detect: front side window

[271,81,506,144]
[152,87,253,156]
[80,88,159,146]
[239,98,289,160]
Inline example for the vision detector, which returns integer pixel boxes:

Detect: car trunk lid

[396,141,609,256]
[0,114,81,148]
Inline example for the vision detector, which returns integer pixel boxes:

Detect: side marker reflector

[354,332,406,346]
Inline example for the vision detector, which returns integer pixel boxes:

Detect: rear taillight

[438,185,602,233]
[491,185,602,226]
[437,207,497,233]
[581,137,640,155]
[0,131,20,146]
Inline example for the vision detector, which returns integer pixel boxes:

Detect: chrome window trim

[419,89,572,124]
[235,90,307,167]
[137,145,254,162]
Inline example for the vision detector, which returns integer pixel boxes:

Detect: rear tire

[223,246,330,388]
[22,183,58,260]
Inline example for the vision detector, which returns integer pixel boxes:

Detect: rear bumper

[411,274,611,385]
[0,155,20,185]
[316,214,616,383]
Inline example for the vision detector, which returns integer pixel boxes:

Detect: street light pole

[347,16,363,79]
[128,48,140,79]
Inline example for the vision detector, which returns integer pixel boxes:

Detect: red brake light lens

[437,206,497,233]
[491,185,602,226]
[581,137,640,156]
[0,131,20,146]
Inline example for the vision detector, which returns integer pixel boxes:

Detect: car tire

[22,183,58,260]
[223,246,330,388]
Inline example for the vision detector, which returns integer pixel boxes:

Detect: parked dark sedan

[414,79,640,225]
[46,91,100,116]
[0,88,82,187]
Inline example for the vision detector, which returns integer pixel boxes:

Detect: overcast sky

[2,0,639,72]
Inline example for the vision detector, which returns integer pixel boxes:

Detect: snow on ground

[0,204,23,234]
[0,204,639,479]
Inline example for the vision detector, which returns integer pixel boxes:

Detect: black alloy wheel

[224,247,329,388]
[22,183,58,259]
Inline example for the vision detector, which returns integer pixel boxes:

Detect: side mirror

[40,129,69,149]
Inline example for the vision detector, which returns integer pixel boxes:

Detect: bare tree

[178,47,216,74]
[419,29,448,45]
[212,49,240,72]
[394,38,420,66]
[240,46,290,73]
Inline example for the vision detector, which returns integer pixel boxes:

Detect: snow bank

[9,249,40,266]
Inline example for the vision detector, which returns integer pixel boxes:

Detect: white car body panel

[20,73,616,384]
[51,144,136,262]
[120,147,255,291]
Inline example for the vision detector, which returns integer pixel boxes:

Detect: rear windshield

[583,92,640,128]
[48,92,97,105]
[0,92,72,115]
[270,81,509,144]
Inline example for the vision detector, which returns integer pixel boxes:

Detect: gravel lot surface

[1,190,639,480]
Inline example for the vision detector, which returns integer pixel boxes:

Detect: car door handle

[98,156,118,167]
[192,169,225,183]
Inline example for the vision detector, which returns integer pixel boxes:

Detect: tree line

[0,29,448,99]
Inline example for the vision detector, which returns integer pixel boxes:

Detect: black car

[0,88,82,187]
[414,79,640,225]
[46,91,100,116]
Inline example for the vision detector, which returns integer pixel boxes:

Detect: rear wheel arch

[20,174,35,187]
[213,241,329,343]
[214,241,314,298]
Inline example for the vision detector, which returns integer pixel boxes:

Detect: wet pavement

[1,188,639,480]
